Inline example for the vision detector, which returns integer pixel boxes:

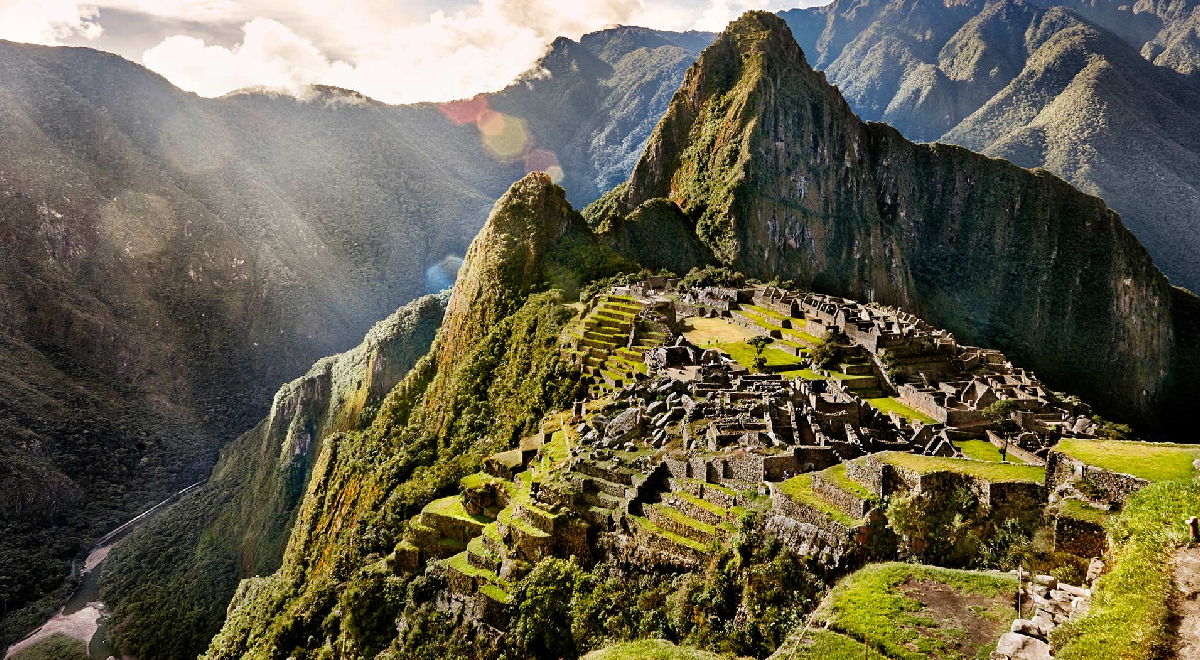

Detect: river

[4,482,202,660]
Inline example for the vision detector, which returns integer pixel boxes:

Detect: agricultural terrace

[1054,439,1200,482]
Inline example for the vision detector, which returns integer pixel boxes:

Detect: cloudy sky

[0,0,825,104]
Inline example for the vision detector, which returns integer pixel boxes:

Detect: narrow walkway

[1173,546,1200,660]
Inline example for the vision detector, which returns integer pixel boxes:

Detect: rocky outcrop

[587,11,1199,432]
[98,295,445,660]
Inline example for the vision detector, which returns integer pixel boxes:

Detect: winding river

[5,482,202,660]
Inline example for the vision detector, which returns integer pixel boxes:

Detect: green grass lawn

[778,629,890,660]
[1053,478,1200,660]
[953,439,1026,464]
[581,640,724,660]
[1054,439,1200,482]
[819,462,876,501]
[781,367,825,380]
[714,342,806,372]
[878,452,1045,483]
[778,474,862,527]
[424,495,492,524]
[1058,498,1112,524]
[681,317,756,345]
[818,562,1017,660]
[866,397,937,424]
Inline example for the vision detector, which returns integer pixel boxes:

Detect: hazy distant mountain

[0,27,710,646]
[781,0,1200,294]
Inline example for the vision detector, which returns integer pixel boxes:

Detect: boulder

[992,632,1052,660]
[1011,615,1052,641]
[605,408,643,443]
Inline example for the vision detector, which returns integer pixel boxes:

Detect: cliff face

[777,0,1200,297]
[590,11,1192,428]
[98,295,445,660]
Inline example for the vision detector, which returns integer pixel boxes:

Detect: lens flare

[524,149,564,183]
[438,95,488,125]
[477,109,528,160]
[424,254,464,294]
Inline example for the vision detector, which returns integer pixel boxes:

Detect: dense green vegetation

[8,634,89,660]
[1053,477,1200,659]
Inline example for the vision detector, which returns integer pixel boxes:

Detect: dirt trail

[1173,546,1200,660]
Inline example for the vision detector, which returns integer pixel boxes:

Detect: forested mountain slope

[0,27,708,646]
[780,0,1200,294]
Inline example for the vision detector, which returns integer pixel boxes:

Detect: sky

[0,0,826,105]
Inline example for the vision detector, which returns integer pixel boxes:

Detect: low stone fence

[1045,450,1150,504]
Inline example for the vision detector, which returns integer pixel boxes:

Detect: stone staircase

[630,477,741,564]
[565,294,662,397]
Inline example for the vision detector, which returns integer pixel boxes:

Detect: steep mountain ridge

[778,0,1200,294]
[202,173,592,659]
[97,294,446,660]
[588,11,1196,429]
[0,27,707,645]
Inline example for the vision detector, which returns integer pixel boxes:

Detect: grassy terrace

[1054,478,1200,660]
[1058,498,1112,524]
[448,550,509,589]
[865,397,937,424]
[680,316,755,345]
[674,490,726,517]
[582,640,723,660]
[818,562,1017,660]
[778,474,862,527]
[424,495,492,525]
[632,515,707,552]
[743,303,793,321]
[1054,439,1200,482]
[713,341,807,373]
[953,439,1027,464]
[651,504,717,536]
[780,629,890,660]
[878,452,1045,483]
[820,462,876,501]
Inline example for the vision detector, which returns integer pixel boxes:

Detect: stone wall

[811,473,872,519]
[1045,450,1150,504]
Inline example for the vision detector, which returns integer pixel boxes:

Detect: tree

[982,399,1020,460]
[810,333,843,370]
[747,335,774,372]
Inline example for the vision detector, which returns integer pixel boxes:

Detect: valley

[1,4,1199,660]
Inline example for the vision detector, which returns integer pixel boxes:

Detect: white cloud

[0,0,830,103]
[0,0,103,45]
[143,17,330,97]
